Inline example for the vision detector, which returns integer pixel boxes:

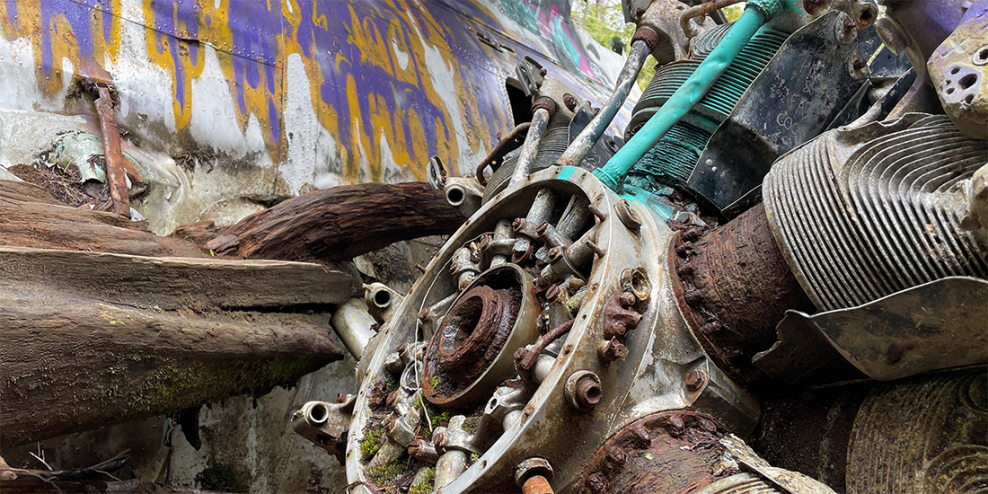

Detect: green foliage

[429,375,441,389]
[361,426,387,458]
[470,453,480,463]
[386,374,399,392]
[368,463,405,485]
[573,0,744,90]
[409,468,436,494]
[431,411,451,429]
[723,5,744,21]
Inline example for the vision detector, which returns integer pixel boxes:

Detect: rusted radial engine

[300,167,760,493]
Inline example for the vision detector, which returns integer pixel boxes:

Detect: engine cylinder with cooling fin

[763,114,988,311]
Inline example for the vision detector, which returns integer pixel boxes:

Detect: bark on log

[0,181,361,446]
[0,284,343,447]
[0,181,207,258]
[212,181,465,262]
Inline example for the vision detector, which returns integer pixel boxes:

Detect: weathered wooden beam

[0,246,359,311]
[0,181,206,258]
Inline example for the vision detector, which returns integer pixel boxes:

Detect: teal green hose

[593,0,798,192]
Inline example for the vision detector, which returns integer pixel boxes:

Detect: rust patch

[670,204,812,384]
[577,411,734,494]
[422,269,522,405]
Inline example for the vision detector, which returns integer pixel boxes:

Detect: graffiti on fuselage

[0,0,626,191]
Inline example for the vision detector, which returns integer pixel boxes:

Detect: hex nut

[515,457,554,487]
[565,370,602,411]
[615,199,642,230]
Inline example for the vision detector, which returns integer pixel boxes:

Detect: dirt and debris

[6,164,112,209]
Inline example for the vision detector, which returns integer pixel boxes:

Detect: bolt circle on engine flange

[422,264,540,407]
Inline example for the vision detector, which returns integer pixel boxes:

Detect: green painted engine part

[592,0,802,193]
[626,25,789,192]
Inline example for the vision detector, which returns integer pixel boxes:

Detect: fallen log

[208,181,465,262]
[0,181,360,446]
[0,283,343,447]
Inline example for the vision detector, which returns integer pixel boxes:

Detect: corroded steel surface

[671,203,812,382]
[577,411,729,494]
[424,284,518,402]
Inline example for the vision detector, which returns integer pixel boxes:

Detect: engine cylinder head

[763,114,988,311]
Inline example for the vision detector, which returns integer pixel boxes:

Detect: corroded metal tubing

[509,108,551,186]
[556,39,651,169]
[522,475,554,494]
[672,203,813,382]
[94,86,131,218]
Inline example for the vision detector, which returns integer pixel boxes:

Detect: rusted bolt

[432,431,447,448]
[586,240,606,259]
[635,6,646,18]
[615,199,641,231]
[536,220,550,236]
[853,58,868,72]
[667,414,685,436]
[682,227,701,242]
[547,247,563,263]
[675,240,692,257]
[539,68,547,77]
[676,260,694,277]
[835,13,856,43]
[336,393,349,404]
[685,370,707,390]
[417,307,431,321]
[587,472,608,494]
[415,263,427,273]
[546,284,562,302]
[843,18,855,36]
[515,457,554,487]
[513,217,527,232]
[522,475,553,494]
[598,337,628,362]
[478,235,492,252]
[605,447,626,467]
[563,93,578,112]
[588,204,608,222]
[565,371,602,410]
[603,292,642,339]
[701,320,722,334]
[630,424,650,447]
[684,288,703,305]
[576,378,602,408]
